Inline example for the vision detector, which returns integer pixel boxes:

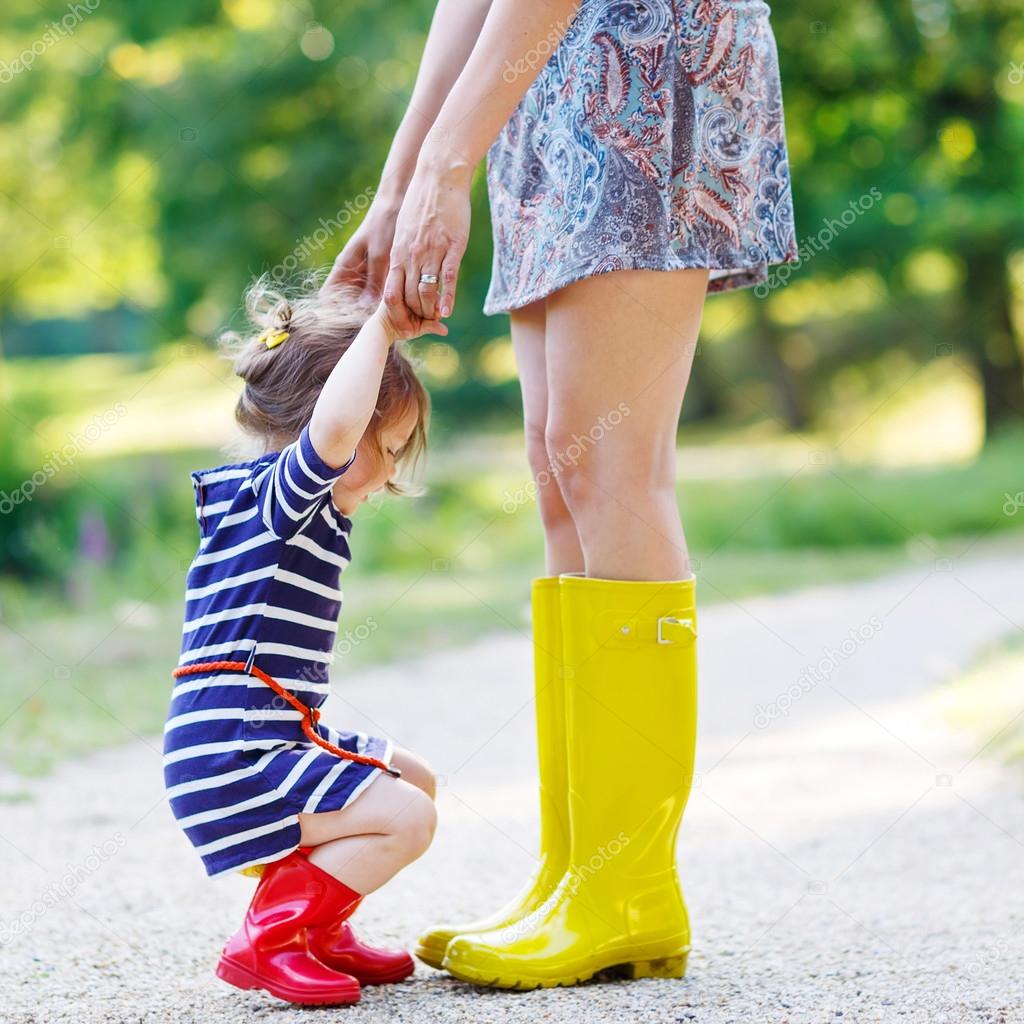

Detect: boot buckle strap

[658,615,696,644]
[596,611,697,645]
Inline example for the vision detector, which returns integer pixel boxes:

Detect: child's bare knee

[402,788,437,857]
[419,763,438,801]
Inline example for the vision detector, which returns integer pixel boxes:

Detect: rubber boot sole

[216,955,361,1005]
[442,949,688,990]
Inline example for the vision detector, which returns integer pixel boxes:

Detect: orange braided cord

[172,660,400,777]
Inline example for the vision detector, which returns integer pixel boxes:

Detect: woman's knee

[545,418,675,520]
[524,420,551,481]
[543,416,646,487]
[525,423,575,528]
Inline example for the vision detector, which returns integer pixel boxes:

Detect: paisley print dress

[482,0,800,314]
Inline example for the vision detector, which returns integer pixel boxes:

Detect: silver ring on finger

[418,273,439,287]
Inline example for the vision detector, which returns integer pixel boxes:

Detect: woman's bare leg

[297,747,437,893]
[543,268,710,581]
[509,297,585,575]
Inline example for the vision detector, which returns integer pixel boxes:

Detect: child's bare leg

[388,745,437,799]
[298,771,436,894]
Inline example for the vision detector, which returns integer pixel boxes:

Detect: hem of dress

[214,823,301,879]
[481,250,801,316]
[204,737,395,879]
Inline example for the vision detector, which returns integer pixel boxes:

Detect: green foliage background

[1,0,1024,772]
[1,0,1023,589]
[1,0,1022,424]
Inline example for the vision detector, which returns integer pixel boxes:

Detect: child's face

[331,403,420,516]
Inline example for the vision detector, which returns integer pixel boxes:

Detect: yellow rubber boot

[414,575,570,968]
[442,573,698,989]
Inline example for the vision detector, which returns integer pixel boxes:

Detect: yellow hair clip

[259,328,290,350]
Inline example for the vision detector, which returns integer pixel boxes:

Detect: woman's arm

[384,0,583,328]
[420,0,582,186]
[374,0,497,208]
[324,0,495,295]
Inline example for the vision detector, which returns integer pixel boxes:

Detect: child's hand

[372,298,448,345]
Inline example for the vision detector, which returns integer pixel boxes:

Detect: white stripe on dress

[261,604,339,631]
[276,747,323,794]
[185,564,277,601]
[180,637,256,662]
[320,505,349,537]
[193,815,297,856]
[171,676,252,699]
[268,460,305,522]
[218,506,259,529]
[182,587,334,634]
[254,641,334,663]
[282,458,321,501]
[166,705,306,733]
[274,569,342,602]
[243,708,304,723]
[165,750,284,800]
[176,790,282,830]
[303,759,352,813]
[192,530,277,567]
[165,708,246,733]
[198,467,250,484]
[294,439,332,486]
[199,498,235,516]
[163,738,297,766]
[286,533,351,569]
[182,603,267,634]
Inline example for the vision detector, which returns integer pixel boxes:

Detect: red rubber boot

[215,849,362,1005]
[308,913,415,985]
[293,847,414,985]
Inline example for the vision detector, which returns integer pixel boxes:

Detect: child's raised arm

[308,301,445,468]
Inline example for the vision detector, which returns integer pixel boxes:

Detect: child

[163,274,448,1006]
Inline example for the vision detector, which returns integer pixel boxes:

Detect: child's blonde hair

[220,271,430,498]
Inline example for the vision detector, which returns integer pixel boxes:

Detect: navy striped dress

[163,425,393,878]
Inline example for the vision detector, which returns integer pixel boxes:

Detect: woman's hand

[323,194,403,305]
[371,297,449,346]
[384,159,472,335]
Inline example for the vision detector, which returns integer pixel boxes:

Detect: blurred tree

[0,0,1022,435]
[768,0,1024,436]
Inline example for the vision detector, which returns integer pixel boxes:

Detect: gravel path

[3,542,1023,1023]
